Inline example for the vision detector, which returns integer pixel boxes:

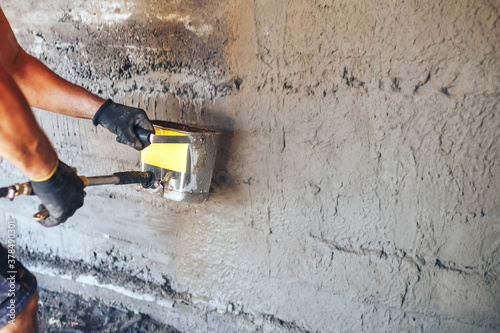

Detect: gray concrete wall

[0,0,499,332]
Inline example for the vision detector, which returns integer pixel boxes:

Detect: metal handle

[33,208,51,222]
[0,171,155,222]
[34,171,155,222]
[135,128,153,147]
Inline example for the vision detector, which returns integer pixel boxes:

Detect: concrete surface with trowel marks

[0,0,499,332]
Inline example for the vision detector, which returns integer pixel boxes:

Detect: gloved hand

[92,99,154,150]
[30,160,85,227]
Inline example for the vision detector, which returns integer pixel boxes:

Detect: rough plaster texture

[0,0,499,332]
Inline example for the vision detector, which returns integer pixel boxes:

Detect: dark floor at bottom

[37,288,181,333]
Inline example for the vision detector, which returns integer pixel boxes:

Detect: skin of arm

[0,62,57,180]
[1,9,105,118]
[0,7,104,179]
[10,50,105,119]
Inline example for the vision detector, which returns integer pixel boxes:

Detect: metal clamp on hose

[0,183,33,201]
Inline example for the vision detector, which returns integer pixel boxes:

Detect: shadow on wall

[212,130,234,189]
[189,108,237,197]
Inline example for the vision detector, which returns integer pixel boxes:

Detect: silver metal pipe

[85,175,120,186]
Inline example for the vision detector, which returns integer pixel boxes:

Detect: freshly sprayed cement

[0,0,499,332]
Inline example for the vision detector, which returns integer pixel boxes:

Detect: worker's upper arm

[0,7,22,70]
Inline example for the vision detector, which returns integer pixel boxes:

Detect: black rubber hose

[113,171,155,188]
[0,187,9,198]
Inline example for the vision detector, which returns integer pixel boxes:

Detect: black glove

[30,160,85,227]
[92,99,154,150]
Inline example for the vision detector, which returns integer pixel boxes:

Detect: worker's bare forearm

[0,63,57,180]
[9,50,105,119]
[1,7,103,119]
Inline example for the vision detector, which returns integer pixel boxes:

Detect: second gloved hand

[30,160,85,227]
[92,99,154,150]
